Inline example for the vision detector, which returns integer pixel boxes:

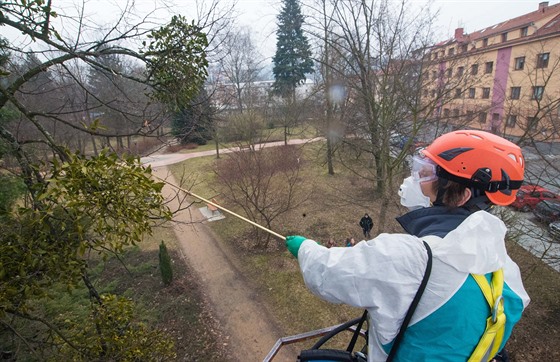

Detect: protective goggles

[411,155,439,183]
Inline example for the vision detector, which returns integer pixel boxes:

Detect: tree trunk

[215,136,220,159]
[323,21,335,176]
[326,135,334,175]
[91,134,98,156]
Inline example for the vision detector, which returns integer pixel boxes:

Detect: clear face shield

[398,155,438,210]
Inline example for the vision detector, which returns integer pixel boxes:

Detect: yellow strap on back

[468,269,506,362]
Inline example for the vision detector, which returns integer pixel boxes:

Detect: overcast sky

[234,0,555,59]
[4,0,555,61]
[433,0,550,35]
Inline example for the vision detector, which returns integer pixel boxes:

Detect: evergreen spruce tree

[159,241,173,286]
[272,0,314,99]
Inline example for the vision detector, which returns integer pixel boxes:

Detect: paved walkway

[140,138,324,168]
[505,208,560,272]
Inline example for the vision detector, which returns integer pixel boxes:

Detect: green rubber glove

[286,235,307,258]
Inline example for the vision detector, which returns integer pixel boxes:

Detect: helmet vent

[438,147,474,161]
[507,153,518,162]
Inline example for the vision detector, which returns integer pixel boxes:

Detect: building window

[520,27,528,37]
[501,32,508,42]
[471,64,479,75]
[506,115,517,127]
[455,88,462,98]
[510,87,521,100]
[446,68,453,77]
[433,52,438,60]
[468,88,476,98]
[482,87,491,99]
[432,70,437,80]
[485,61,494,74]
[479,112,487,124]
[527,117,538,131]
[431,89,436,98]
[537,53,550,68]
[448,47,455,56]
[532,86,544,100]
[443,108,450,117]
[466,110,474,120]
[453,109,460,117]
[514,56,525,70]
[483,38,488,47]
[461,44,468,53]
[457,66,464,77]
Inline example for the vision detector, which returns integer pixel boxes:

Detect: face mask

[398,176,431,211]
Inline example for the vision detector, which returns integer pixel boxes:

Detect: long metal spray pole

[153,175,286,241]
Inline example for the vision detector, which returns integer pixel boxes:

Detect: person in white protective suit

[286,130,530,361]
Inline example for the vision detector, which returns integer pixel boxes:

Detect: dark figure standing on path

[359,213,373,239]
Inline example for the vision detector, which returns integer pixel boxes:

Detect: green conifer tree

[159,241,173,286]
[272,0,314,99]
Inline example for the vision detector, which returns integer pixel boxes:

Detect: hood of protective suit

[408,210,508,274]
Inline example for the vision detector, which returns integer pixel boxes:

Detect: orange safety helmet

[422,130,525,206]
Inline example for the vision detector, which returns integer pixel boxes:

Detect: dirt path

[153,166,294,362]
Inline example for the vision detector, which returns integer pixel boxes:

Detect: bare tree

[306,0,337,175]
[214,145,309,248]
[297,0,436,232]
[216,26,266,112]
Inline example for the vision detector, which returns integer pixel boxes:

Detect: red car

[510,184,560,212]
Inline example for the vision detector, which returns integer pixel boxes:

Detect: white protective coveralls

[297,209,530,361]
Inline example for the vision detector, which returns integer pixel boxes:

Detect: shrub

[159,241,173,286]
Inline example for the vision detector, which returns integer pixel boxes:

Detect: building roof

[435,1,560,47]
[471,2,560,38]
